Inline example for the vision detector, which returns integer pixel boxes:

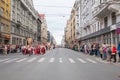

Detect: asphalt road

[0,48,120,80]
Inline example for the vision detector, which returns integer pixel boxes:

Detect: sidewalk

[79,51,120,66]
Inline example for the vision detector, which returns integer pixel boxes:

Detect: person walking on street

[110,45,117,63]
[41,44,46,55]
[102,43,107,60]
[117,42,120,62]
[106,44,112,62]
[96,43,100,57]
[7,45,10,54]
[99,45,103,59]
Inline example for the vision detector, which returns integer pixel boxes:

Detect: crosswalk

[0,57,106,64]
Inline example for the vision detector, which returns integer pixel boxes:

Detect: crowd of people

[79,42,120,63]
[21,43,47,56]
[0,43,56,56]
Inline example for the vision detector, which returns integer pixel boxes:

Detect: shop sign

[116,28,120,34]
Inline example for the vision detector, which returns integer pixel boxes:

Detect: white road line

[38,58,45,62]
[49,58,55,63]
[59,58,63,63]
[78,58,87,63]
[27,57,37,62]
[0,58,10,62]
[68,58,75,63]
[86,58,97,63]
[4,58,19,63]
[95,58,105,63]
[16,58,27,62]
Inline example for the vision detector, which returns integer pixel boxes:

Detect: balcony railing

[93,0,120,18]
[20,0,36,19]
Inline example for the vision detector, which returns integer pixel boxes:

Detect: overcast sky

[33,0,75,45]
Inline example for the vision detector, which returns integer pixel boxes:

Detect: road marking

[68,58,75,63]
[95,58,105,63]
[0,58,10,62]
[4,58,19,63]
[27,57,37,62]
[38,58,45,62]
[16,58,27,62]
[86,58,97,63]
[49,58,55,63]
[59,58,63,63]
[78,58,87,63]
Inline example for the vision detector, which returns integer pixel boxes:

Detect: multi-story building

[37,13,42,43]
[10,0,38,45]
[70,8,76,43]
[65,6,77,46]
[0,0,11,44]
[65,20,72,45]
[39,14,48,44]
[74,0,82,39]
[91,0,120,45]
[76,0,120,46]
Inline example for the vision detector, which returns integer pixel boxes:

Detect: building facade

[76,0,120,46]
[39,14,48,44]
[0,0,11,44]
[74,0,82,39]
[37,15,42,43]
[10,0,38,45]
[65,20,72,45]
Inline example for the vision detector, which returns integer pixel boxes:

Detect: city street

[0,48,120,80]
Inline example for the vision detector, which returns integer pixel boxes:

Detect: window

[0,7,4,16]
[0,23,1,31]
[6,10,8,17]
[92,0,95,5]
[1,23,4,31]
[104,17,108,27]
[98,22,100,30]
[6,25,9,32]
[112,12,116,25]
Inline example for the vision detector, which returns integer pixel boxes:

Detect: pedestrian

[99,45,103,59]
[106,44,112,62]
[34,45,38,55]
[110,45,117,63]
[27,45,33,56]
[96,43,100,57]
[7,45,10,54]
[102,43,107,60]
[117,42,120,62]
[37,44,41,55]
[84,44,88,54]
[4,45,7,55]
[41,44,46,55]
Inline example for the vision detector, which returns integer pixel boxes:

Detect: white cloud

[33,0,75,44]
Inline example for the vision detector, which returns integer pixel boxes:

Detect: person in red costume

[41,44,46,55]
[33,45,37,55]
[37,43,41,55]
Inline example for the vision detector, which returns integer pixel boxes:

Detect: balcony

[93,0,120,18]
[108,3,120,14]
[20,0,36,19]
[93,4,111,18]
[16,20,22,27]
